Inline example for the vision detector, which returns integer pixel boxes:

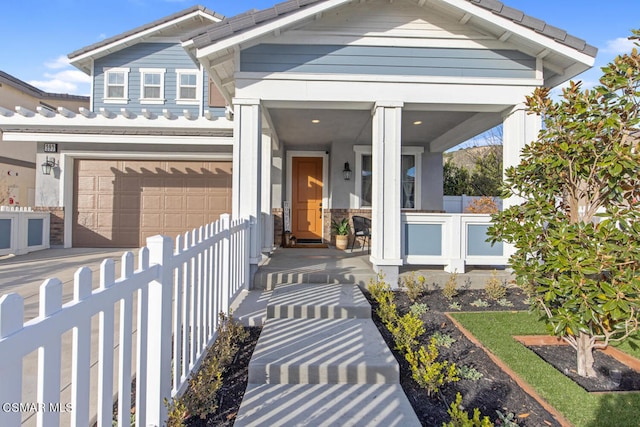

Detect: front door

[292,157,323,241]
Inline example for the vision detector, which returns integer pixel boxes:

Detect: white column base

[371,256,403,289]
[444,259,465,274]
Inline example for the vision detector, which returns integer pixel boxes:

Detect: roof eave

[194,0,351,60]
[68,7,224,75]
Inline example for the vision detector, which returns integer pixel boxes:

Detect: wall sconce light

[41,156,57,175]
[343,162,352,180]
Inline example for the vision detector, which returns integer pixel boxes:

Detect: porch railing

[402,212,507,272]
[0,213,250,427]
[0,206,50,256]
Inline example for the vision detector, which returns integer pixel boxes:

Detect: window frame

[176,69,201,105]
[353,145,424,210]
[103,67,130,104]
[139,68,166,104]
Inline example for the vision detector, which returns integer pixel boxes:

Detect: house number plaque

[43,143,58,153]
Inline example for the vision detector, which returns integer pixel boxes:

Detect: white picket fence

[0,213,250,427]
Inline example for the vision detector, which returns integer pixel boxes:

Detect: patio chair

[350,215,371,253]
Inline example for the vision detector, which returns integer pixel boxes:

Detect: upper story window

[104,68,129,103]
[354,145,424,209]
[176,69,200,104]
[140,68,165,104]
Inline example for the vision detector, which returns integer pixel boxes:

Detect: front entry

[292,157,323,241]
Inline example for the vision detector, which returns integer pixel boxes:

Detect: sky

[0,0,639,97]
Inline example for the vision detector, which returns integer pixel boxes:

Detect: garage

[73,159,232,247]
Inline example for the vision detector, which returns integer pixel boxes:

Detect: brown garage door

[73,159,232,247]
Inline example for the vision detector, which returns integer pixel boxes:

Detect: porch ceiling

[265,106,489,151]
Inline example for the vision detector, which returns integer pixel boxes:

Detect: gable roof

[68,5,224,74]
[0,70,89,102]
[186,0,597,58]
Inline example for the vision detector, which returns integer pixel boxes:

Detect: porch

[249,244,512,291]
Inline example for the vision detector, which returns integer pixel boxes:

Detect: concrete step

[235,383,421,427]
[252,248,374,290]
[267,283,371,319]
[248,318,397,384]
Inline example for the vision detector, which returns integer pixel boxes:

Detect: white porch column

[261,130,274,254]
[502,104,541,208]
[232,98,263,286]
[502,103,541,259]
[370,101,403,288]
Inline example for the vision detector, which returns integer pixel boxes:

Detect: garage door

[73,159,232,247]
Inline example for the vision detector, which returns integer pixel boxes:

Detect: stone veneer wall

[272,208,284,247]
[324,209,371,248]
[34,207,64,246]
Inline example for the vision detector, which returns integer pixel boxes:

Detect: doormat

[291,243,329,248]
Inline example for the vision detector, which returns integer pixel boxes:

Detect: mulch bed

[365,287,563,427]
[181,286,639,426]
[185,326,261,426]
[528,344,640,393]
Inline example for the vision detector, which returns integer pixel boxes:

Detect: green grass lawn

[450,311,640,427]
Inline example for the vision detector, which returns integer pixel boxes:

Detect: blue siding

[405,224,442,256]
[93,43,213,116]
[27,218,44,247]
[0,219,10,249]
[241,44,536,79]
[467,224,503,256]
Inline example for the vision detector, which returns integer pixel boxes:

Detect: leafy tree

[443,160,471,195]
[489,31,640,377]
[470,146,502,196]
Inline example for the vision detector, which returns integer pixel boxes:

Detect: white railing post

[445,215,465,273]
[220,214,231,314]
[0,294,24,427]
[146,235,174,427]
[245,219,251,290]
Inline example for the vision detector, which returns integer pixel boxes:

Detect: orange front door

[292,157,323,240]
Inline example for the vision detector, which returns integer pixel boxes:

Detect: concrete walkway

[230,247,514,426]
[234,283,420,426]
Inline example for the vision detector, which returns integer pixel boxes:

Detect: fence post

[146,235,174,427]
[220,214,230,314]
[0,294,24,427]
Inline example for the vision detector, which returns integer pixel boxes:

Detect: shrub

[496,298,514,307]
[442,272,459,301]
[470,299,489,308]
[390,312,425,353]
[405,338,459,397]
[178,312,248,420]
[410,303,429,317]
[448,302,462,311]
[457,365,483,381]
[165,397,188,427]
[484,270,506,301]
[368,276,399,329]
[402,272,427,302]
[465,196,499,214]
[182,356,223,419]
[495,410,520,427]
[431,331,456,348]
[443,392,494,427]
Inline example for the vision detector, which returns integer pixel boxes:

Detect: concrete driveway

[0,247,136,426]
[0,247,135,322]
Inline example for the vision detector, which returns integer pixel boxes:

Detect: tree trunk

[576,332,597,377]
